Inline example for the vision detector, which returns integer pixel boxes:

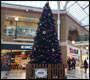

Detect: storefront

[82,49,89,65]
[67,45,80,67]
[1,44,33,71]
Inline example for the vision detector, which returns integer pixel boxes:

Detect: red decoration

[70,48,72,53]
[42,37,46,40]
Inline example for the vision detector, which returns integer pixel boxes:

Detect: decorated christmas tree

[30,2,62,64]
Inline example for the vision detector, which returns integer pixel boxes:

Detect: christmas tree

[30,2,62,64]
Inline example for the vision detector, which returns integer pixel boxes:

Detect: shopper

[87,57,89,68]
[67,57,71,70]
[84,59,88,73]
[67,58,69,71]
[72,57,76,69]
[1,60,2,69]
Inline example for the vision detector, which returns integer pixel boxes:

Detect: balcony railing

[68,35,89,42]
[4,26,37,37]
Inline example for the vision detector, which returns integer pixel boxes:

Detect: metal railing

[68,35,89,42]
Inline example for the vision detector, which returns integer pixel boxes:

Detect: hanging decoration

[42,31,46,34]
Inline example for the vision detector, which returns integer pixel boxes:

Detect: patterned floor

[1,67,89,79]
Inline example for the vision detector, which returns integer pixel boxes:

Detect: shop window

[17,26,37,37]
[4,25,15,36]
[4,25,37,37]
[31,30,36,37]
[68,27,79,41]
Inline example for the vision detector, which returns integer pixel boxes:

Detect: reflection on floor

[1,71,8,79]
[1,70,26,79]
[1,67,89,79]
[65,67,89,79]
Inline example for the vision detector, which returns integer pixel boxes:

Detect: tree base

[26,63,66,79]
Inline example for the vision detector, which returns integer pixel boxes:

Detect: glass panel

[49,1,57,10]
[24,1,47,8]
[4,26,15,36]
[60,1,66,10]
[17,26,37,37]
[1,1,57,10]
[69,4,87,21]
[84,26,89,30]
[84,7,89,15]
[77,1,89,8]
[61,1,66,7]
[81,17,89,26]
[66,1,75,8]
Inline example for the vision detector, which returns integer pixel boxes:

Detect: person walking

[67,58,69,71]
[84,59,88,73]
[67,57,71,70]
[87,57,89,68]
[72,57,76,69]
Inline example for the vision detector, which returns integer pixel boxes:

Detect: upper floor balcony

[68,35,89,42]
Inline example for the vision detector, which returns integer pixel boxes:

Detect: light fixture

[15,17,19,21]
[72,41,75,44]
[86,47,88,50]
[23,30,26,32]
[22,52,25,55]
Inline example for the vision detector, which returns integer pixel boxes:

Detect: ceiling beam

[80,15,88,22]
[76,2,89,16]
[63,1,69,10]
[66,1,76,11]
[83,4,89,9]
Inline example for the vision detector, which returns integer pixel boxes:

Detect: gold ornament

[40,55,43,57]
[52,48,55,52]
[42,37,46,40]
[43,31,46,34]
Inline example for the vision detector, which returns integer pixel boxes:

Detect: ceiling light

[86,47,88,50]
[72,41,75,44]
[15,17,19,21]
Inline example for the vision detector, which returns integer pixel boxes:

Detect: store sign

[1,50,6,54]
[1,44,33,50]
[35,68,47,78]
[70,48,79,54]
[21,45,32,49]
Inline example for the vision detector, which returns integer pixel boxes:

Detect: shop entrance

[10,50,31,70]
[1,49,32,71]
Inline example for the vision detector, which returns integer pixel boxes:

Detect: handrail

[68,35,89,41]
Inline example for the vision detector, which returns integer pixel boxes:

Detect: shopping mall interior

[1,1,89,79]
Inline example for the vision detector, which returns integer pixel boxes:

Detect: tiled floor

[1,67,89,79]
[1,70,26,79]
[65,67,89,79]
[1,71,8,79]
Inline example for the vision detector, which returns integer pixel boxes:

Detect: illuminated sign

[21,45,32,49]
[1,44,33,50]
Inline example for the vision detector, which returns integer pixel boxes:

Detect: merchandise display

[1,54,11,71]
